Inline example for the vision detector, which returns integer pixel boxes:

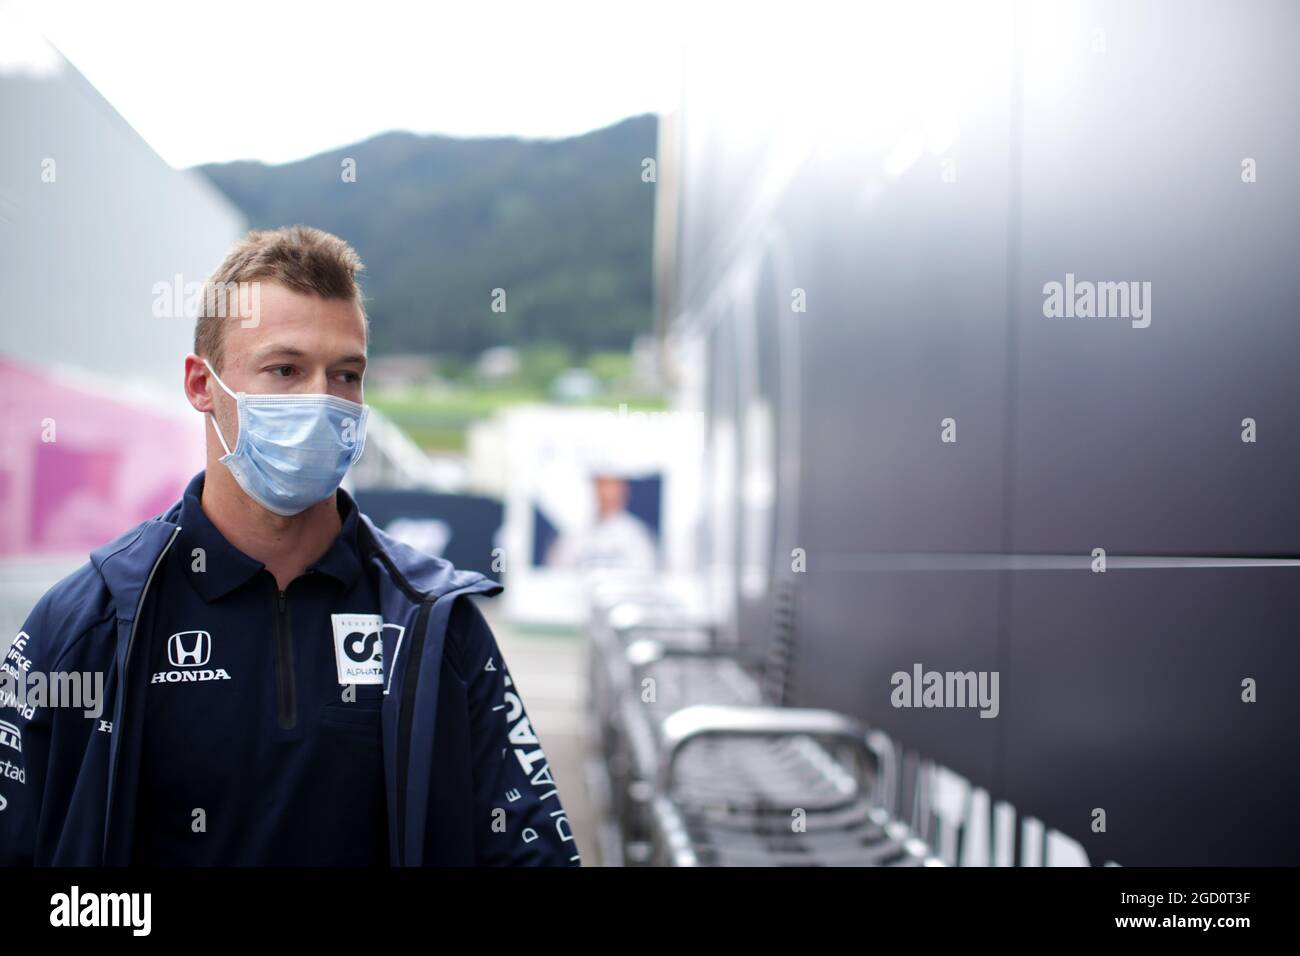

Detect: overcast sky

[7,0,686,168]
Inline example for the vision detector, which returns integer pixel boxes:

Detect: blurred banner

[351,487,504,583]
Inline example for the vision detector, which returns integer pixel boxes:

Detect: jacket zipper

[272,585,297,730]
[395,600,432,865]
[359,519,432,866]
[359,520,493,866]
[102,525,181,863]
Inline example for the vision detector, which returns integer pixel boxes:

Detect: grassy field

[369,386,666,452]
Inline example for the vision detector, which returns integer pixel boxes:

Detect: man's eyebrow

[252,344,308,361]
[250,345,367,366]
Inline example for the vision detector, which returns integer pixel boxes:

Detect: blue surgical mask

[204,359,369,516]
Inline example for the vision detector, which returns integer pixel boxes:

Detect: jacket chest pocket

[321,686,384,738]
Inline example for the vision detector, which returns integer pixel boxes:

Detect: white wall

[0,11,245,409]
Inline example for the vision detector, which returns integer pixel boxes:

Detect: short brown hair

[194,225,367,369]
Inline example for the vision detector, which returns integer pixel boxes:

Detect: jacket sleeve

[1,571,114,867]
[452,597,581,866]
[0,597,58,866]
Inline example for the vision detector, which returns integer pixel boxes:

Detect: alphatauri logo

[153,630,230,685]
[331,614,385,685]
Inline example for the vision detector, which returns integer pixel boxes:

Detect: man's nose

[302,369,330,392]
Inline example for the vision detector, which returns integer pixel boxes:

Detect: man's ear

[183,353,216,414]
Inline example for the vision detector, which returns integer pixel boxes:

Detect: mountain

[198,114,658,359]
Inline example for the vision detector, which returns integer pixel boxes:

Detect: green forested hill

[198,114,657,359]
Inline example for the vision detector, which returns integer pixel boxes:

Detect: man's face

[207,282,367,442]
[593,475,629,517]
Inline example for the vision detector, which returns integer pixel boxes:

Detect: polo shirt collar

[177,472,364,602]
[306,488,364,591]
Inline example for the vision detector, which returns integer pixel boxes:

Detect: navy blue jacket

[0,494,581,866]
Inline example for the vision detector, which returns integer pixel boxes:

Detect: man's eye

[339,371,361,384]
[269,366,295,377]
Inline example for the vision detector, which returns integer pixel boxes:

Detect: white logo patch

[331,614,385,685]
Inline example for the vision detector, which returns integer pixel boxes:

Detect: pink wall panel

[0,357,204,558]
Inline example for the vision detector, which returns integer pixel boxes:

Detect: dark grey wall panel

[671,0,1300,865]
[999,567,1300,865]
[1012,0,1300,556]
[792,110,1015,557]
[791,567,1004,792]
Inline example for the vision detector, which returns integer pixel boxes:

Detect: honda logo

[167,630,211,668]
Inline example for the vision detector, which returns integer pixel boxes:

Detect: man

[0,226,579,866]
[546,474,658,573]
